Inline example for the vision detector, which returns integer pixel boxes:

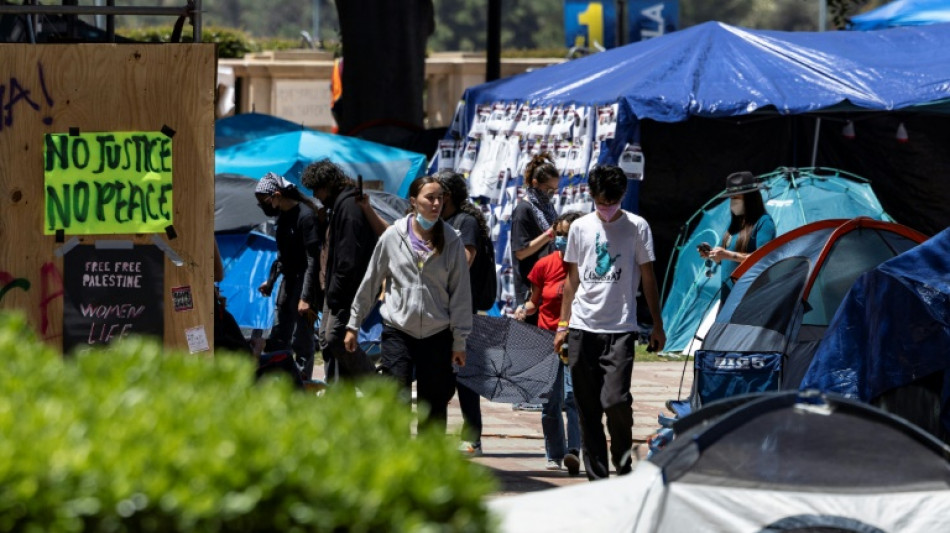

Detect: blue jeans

[541,361,581,461]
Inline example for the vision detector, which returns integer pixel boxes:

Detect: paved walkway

[447,360,693,498]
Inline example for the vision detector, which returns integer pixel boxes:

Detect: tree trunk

[334,0,434,136]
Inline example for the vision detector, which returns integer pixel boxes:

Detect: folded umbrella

[458,315,560,404]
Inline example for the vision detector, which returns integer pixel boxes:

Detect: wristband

[556,326,569,333]
[557,320,569,327]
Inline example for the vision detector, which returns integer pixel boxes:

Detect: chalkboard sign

[63,245,164,354]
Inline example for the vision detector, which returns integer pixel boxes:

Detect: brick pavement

[446,360,693,498]
[313,359,692,498]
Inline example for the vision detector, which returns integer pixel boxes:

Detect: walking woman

[254,172,321,377]
[515,211,583,475]
[344,176,472,432]
[698,171,776,303]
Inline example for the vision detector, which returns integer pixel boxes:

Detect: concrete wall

[219,51,563,131]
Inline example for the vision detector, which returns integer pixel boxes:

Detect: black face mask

[257,202,281,217]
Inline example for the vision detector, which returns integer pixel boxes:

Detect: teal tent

[661,167,891,354]
[215,130,428,197]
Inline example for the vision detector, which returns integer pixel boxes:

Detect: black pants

[264,273,314,377]
[456,381,483,443]
[319,303,377,382]
[568,329,636,480]
[379,325,455,434]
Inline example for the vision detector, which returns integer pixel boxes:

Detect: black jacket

[325,187,378,311]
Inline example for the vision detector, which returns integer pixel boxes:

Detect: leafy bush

[0,312,496,532]
[119,26,256,58]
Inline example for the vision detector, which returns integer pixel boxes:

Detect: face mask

[730,198,745,216]
[416,212,438,231]
[596,203,621,221]
[258,202,280,217]
[554,236,568,252]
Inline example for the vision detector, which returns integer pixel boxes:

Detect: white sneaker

[545,459,562,471]
[458,441,483,457]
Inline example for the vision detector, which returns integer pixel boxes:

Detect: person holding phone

[552,165,666,481]
[697,171,775,303]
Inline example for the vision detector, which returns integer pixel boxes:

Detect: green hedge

[0,313,496,532]
[118,26,265,58]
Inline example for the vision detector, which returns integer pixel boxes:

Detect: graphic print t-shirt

[563,211,655,333]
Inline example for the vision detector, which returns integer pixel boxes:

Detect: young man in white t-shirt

[553,165,666,480]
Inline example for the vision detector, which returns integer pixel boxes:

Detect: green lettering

[94,135,116,174]
[71,138,90,170]
[73,181,90,222]
[159,138,172,171]
[94,182,115,221]
[158,183,173,219]
[145,183,158,220]
[46,184,70,230]
[122,139,133,170]
[113,182,127,223]
[44,134,69,171]
[128,182,145,222]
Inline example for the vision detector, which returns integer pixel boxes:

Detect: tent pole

[810,117,821,167]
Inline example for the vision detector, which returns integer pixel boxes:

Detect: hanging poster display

[43,131,174,235]
[62,244,165,354]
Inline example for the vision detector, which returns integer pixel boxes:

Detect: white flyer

[185,325,210,354]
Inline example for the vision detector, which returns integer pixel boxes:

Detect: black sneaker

[563,451,581,476]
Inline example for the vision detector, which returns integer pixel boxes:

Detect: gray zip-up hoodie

[348,215,473,351]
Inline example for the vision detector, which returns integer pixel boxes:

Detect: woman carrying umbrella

[343,176,472,432]
[515,211,583,476]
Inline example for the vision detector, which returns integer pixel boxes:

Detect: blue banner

[627,1,678,43]
[564,1,617,49]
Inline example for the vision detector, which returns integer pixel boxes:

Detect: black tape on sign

[55,229,65,243]
[161,125,176,138]
[68,127,80,136]
[164,225,177,240]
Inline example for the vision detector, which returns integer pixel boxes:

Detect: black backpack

[470,232,498,311]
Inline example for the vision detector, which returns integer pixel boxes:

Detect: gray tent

[490,391,950,532]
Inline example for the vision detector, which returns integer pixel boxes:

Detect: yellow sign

[43,132,173,235]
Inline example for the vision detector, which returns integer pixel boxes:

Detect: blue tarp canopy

[801,227,950,434]
[460,21,950,127]
[849,1,950,30]
[215,130,428,197]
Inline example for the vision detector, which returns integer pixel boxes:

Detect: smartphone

[357,174,363,200]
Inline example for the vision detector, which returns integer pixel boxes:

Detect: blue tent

[849,0,950,30]
[216,231,278,331]
[800,227,950,436]
[661,167,891,354]
[215,112,305,150]
[215,130,428,197]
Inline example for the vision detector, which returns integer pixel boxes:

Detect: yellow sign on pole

[43,132,173,235]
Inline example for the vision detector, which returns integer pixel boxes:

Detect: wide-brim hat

[723,171,763,195]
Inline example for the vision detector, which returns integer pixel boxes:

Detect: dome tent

[661,167,890,354]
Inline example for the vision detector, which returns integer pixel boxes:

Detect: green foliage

[119,25,257,58]
[0,312,496,532]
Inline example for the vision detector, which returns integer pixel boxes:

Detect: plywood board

[0,43,216,353]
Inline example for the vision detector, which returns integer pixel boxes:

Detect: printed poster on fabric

[62,245,164,354]
[43,132,173,235]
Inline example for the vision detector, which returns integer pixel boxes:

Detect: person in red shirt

[515,211,583,475]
